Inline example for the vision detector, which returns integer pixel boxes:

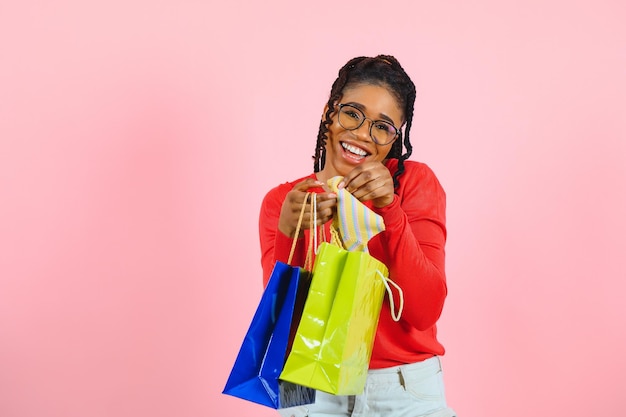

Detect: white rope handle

[376,270,404,322]
[312,193,318,254]
[288,192,310,266]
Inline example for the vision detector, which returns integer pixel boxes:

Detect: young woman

[259,55,456,417]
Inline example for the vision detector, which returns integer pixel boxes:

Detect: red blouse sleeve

[369,161,447,331]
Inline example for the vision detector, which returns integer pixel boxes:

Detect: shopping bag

[279,177,403,395]
[223,193,317,408]
[279,241,389,395]
[222,261,315,408]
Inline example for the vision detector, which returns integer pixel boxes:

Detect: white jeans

[277,356,457,417]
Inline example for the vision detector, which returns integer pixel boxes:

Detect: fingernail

[337,181,345,189]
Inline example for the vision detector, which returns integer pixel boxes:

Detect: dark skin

[278,178,336,238]
[278,84,402,237]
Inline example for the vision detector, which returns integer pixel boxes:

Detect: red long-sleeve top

[258,159,447,368]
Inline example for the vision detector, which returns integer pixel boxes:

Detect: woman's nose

[354,119,373,142]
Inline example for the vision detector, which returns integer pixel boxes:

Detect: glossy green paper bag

[279,241,388,395]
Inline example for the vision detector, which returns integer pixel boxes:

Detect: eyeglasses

[336,104,400,145]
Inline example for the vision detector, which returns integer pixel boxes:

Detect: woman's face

[320,83,404,180]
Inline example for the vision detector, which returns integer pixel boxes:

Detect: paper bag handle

[304,193,316,270]
[287,192,318,272]
[377,271,404,322]
[287,192,310,265]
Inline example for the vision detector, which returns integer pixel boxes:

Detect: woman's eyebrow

[343,102,397,125]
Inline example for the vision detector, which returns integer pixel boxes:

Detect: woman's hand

[340,161,395,208]
[278,178,337,238]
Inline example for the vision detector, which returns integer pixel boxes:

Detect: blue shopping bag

[222,261,315,409]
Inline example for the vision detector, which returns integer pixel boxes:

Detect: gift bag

[279,241,389,395]
[280,177,402,395]
[222,261,314,408]
[223,194,316,408]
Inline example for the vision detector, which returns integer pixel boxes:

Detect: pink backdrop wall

[1,1,625,416]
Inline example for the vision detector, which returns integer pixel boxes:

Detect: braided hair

[313,55,417,188]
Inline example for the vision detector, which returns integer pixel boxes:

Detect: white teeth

[341,142,367,156]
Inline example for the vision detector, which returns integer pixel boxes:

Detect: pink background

[1,1,625,416]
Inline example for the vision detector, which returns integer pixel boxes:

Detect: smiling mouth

[341,142,369,158]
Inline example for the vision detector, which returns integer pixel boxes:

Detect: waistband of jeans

[365,356,442,384]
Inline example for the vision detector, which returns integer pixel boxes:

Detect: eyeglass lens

[338,105,397,145]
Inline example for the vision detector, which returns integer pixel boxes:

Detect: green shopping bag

[279,241,388,395]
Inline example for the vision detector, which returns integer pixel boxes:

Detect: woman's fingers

[278,179,337,237]
[292,177,324,192]
[313,194,336,224]
[342,162,394,207]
